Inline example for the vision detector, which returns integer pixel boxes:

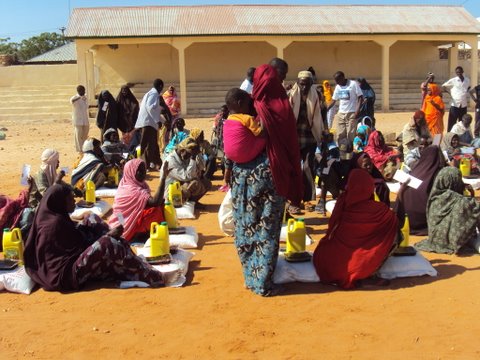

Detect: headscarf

[349,152,390,206]
[116,86,139,133]
[189,128,203,142]
[162,86,181,117]
[103,128,118,143]
[440,132,458,155]
[96,90,118,131]
[313,169,398,289]
[422,83,444,136]
[364,130,397,169]
[393,145,444,235]
[252,64,303,205]
[289,81,324,143]
[176,137,199,152]
[82,138,96,153]
[108,159,151,241]
[415,167,480,254]
[322,80,333,104]
[40,149,59,187]
[24,184,87,291]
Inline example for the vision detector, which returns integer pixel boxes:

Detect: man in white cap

[288,70,324,211]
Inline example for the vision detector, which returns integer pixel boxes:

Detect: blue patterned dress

[231,153,285,296]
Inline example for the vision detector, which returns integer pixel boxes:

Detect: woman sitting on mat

[109,158,168,242]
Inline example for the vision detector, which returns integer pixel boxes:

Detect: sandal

[304,202,315,212]
[315,199,326,215]
[288,205,303,215]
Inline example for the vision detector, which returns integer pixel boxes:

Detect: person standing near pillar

[240,67,255,94]
[327,71,363,157]
[135,79,166,171]
[468,82,480,137]
[288,70,324,211]
[442,66,470,132]
[70,85,89,153]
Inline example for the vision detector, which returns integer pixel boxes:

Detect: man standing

[135,79,169,171]
[442,66,470,132]
[328,71,363,154]
[288,70,324,210]
[239,67,255,94]
[70,85,89,153]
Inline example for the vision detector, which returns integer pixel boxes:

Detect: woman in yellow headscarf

[422,83,445,136]
[323,80,336,128]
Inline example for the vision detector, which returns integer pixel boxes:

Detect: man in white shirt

[327,71,364,153]
[135,78,171,170]
[70,85,89,153]
[442,66,470,132]
[239,67,255,94]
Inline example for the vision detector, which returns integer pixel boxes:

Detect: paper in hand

[116,212,125,226]
[393,169,423,189]
[20,164,31,186]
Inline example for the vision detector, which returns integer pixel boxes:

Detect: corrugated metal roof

[66,5,480,38]
[25,42,76,63]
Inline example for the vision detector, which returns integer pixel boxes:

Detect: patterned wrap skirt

[231,153,285,296]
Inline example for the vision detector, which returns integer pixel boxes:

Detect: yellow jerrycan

[286,218,306,253]
[460,158,471,177]
[3,228,24,265]
[168,181,183,208]
[107,167,119,186]
[164,201,178,229]
[135,146,142,159]
[399,213,410,247]
[85,179,96,203]
[373,191,380,202]
[150,222,170,257]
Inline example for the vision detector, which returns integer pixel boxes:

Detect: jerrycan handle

[287,218,295,232]
[150,222,158,234]
[11,228,22,242]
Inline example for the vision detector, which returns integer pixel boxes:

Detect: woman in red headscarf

[109,159,167,241]
[313,169,399,289]
[422,83,445,136]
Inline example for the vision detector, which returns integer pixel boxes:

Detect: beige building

[66,5,480,115]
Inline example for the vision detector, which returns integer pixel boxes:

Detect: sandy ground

[1,112,480,359]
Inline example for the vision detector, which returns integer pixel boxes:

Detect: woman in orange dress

[422,83,445,136]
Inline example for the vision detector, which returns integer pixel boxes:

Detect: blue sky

[1,0,479,42]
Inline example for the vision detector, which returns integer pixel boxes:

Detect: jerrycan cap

[3,228,9,232]
[297,218,305,222]
[160,221,168,225]
[165,201,171,205]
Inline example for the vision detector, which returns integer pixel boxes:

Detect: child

[451,114,474,146]
[403,135,431,173]
[314,131,341,214]
[353,125,370,152]
[441,132,478,174]
[164,118,189,156]
[101,128,129,165]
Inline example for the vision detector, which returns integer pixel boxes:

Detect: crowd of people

[2,58,480,297]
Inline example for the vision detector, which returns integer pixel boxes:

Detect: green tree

[0,38,18,56]
[15,32,71,61]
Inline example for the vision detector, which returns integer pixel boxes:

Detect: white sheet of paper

[61,166,69,175]
[102,102,109,111]
[393,169,423,189]
[461,147,475,155]
[432,134,442,146]
[20,164,31,186]
[442,150,449,161]
[115,212,125,226]
[122,152,129,159]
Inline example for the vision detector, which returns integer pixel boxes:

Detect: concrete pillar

[85,49,95,103]
[172,40,192,115]
[374,39,396,111]
[448,43,459,77]
[470,39,478,87]
[266,39,292,61]
[74,41,96,104]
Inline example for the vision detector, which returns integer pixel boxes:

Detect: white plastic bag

[377,252,437,280]
[218,189,234,236]
[0,266,35,295]
[95,187,118,198]
[273,253,320,284]
[169,226,199,248]
[70,200,112,220]
[279,225,313,245]
[175,201,196,219]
